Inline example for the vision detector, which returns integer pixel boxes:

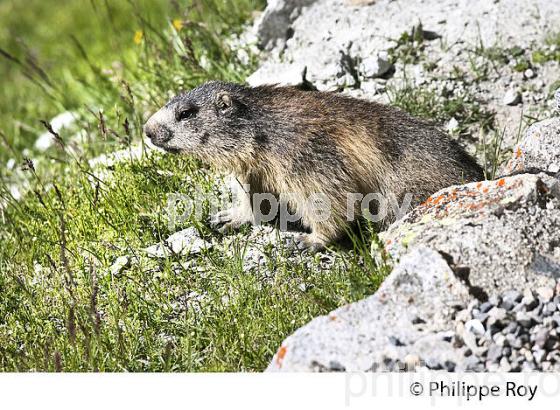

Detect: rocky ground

[244,0,560,152]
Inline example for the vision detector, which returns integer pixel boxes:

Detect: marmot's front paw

[210,208,253,233]
[294,233,327,253]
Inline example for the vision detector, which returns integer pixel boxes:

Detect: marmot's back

[243,85,484,206]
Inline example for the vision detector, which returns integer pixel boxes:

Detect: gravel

[456,284,560,371]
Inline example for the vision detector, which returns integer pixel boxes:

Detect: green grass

[387,83,496,136]
[0,0,386,371]
[0,152,384,371]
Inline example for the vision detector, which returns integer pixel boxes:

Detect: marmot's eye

[177,108,197,121]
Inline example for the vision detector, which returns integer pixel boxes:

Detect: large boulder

[381,117,560,296]
[267,244,560,372]
[267,247,472,372]
[382,172,560,296]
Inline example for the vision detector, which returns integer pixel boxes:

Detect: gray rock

[382,172,560,296]
[465,319,485,336]
[544,302,557,316]
[487,345,503,362]
[501,300,515,311]
[479,301,494,314]
[34,111,77,152]
[464,355,483,371]
[488,307,507,321]
[446,117,460,133]
[473,312,489,323]
[144,227,212,258]
[537,286,555,302]
[504,118,560,175]
[522,295,539,310]
[503,89,522,106]
[535,329,558,350]
[503,290,523,304]
[109,255,131,276]
[488,295,502,307]
[403,353,421,369]
[522,361,537,371]
[328,360,345,371]
[358,53,392,79]
[555,88,560,111]
[507,333,523,349]
[502,321,520,335]
[524,68,536,79]
[267,247,471,371]
[456,309,471,323]
[253,0,317,49]
[247,64,308,87]
[533,348,547,363]
[493,333,507,347]
[516,311,535,328]
[444,360,456,371]
[499,356,512,372]
[248,0,560,93]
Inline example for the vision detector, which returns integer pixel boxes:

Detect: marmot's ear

[215,91,232,112]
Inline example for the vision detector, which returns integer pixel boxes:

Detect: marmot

[144,81,483,251]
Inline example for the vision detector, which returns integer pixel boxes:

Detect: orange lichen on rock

[276,346,287,367]
[467,203,484,211]
[422,196,433,206]
[432,195,445,205]
[516,147,523,158]
[496,178,506,187]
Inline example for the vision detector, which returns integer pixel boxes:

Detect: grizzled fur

[144,81,483,250]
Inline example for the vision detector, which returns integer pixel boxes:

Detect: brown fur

[144,81,484,251]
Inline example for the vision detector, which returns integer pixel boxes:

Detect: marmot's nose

[143,123,156,141]
[144,122,171,144]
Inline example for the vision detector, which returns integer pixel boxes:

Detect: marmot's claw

[209,208,252,233]
[294,233,325,254]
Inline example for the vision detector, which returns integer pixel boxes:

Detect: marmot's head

[144,81,256,163]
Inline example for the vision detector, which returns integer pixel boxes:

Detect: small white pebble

[503,89,522,106]
[523,68,535,79]
[465,319,485,336]
[446,117,459,133]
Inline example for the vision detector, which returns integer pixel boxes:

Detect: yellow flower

[133,30,143,45]
[172,19,183,31]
